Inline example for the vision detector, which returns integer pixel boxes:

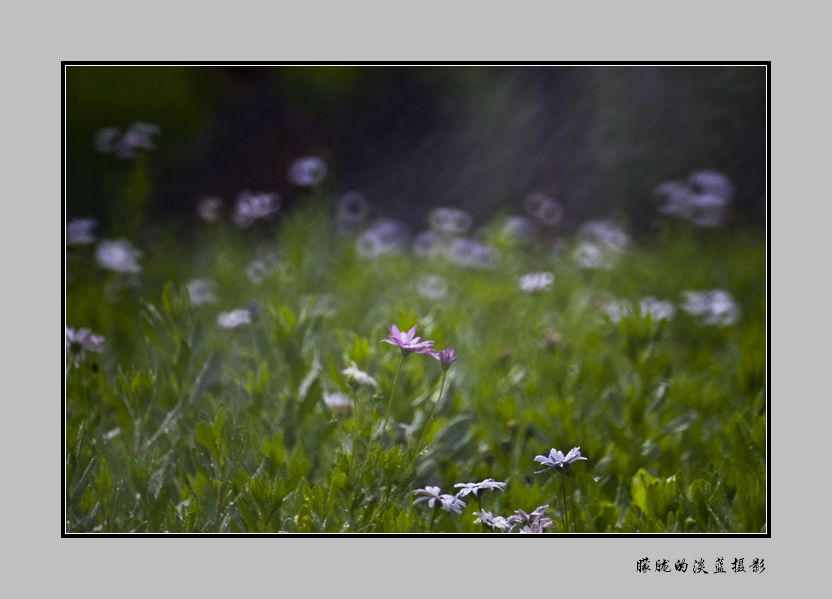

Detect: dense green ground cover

[65,194,766,534]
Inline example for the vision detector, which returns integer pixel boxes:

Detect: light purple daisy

[380,324,435,356]
[453,478,506,497]
[533,447,588,473]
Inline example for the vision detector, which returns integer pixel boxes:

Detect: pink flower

[431,348,457,370]
[380,324,435,356]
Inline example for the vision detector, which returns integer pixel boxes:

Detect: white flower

[323,391,353,414]
[341,362,377,387]
[428,207,473,235]
[600,298,633,324]
[233,190,280,228]
[447,237,497,269]
[577,220,630,252]
[66,326,105,364]
[680,289,740,326]
[217,309,251,329]
[417,274,448,301]
[652,170,733,227]
[246,260,269,284]
[533,447,588,473]
[288,157,327,186]
[412,486,466,514]
[453,478,507,497]
[473,510,512,531]
[197,197,223,223]
[573,241,614,269]
[186,279,217,306]
[66,218,98,245]
[519,272,553,293]
[639,296,676,322]
[116,122,161,159]
[356,219,410,259]
[96,239,142,273]
[524,191,564,226]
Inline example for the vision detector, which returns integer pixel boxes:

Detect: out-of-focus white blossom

[197,197,223,223]
[447,237,497,269]
[519,272,553,293]
[417,274,449,301]
[217,309,251,329]
[94,122,161,159]
[341,362,377,387]
[428,207,473,235]
[66,326,105,364]
[186,279,218,306]
[577,220,630,252]
[639,296,676,322]
[356,219,410,259]
[96,239,142,273]
[233,190,280,228]
[66,218,98,245]
[246,260,270,284]
[652,170,733,227]
[680,289,740,326]
[323,391,353,414]
[336,191,370,230]
[288,157,327,186]
[524,191,564,226]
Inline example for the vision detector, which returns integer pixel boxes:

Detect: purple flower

[66,327,105,365]
[506,505,554,533]
[473,510,512,531]
[453,478,506,497]
[380,324,435,356]
[431,348,457,370]
[534,447,588,473]
[412,486,467,514]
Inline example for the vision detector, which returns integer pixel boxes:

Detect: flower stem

[413,369,447,462]
[378,353,406,446]
[550,470,566,532]
[559,471,570,533]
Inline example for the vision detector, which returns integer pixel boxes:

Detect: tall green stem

[559,471,570,533]
[378,353,406,446]
[413,369,447,461]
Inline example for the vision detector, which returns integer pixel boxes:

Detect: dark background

[65,65,767,237]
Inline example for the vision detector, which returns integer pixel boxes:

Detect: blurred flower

[336,191,370,230]
[417,274,448,301]
[453,478,506,497]
[506,505,554,533]
[186,279,217,306]
[652,170,733,227]
[96,239,142,273]
[680,289,740,326]
[246,260,269,284]
[519,271,553,293]
[356,218,410,259]
[498,216,539,242]
[473,510,512,532]
[66,218,97,245]
[380,324,435,356]
[639,296,676,322]
[94,122,161,159]
[428,207,473,235]
[197,197,223,223]
[341,361,377,387]
[233,190,280,228]
[116,122,161,158]
[412,486,466,514]
[412,230,447,258]
[534,447,587,473]
[323,391,353,415]
[447,237,497,269]
[93,127,121,154]
[431,348,457,371]
[217,309,251,329]
[577,220,630,252]
[288,156,327,186]
[66,326,104,365]
[600,298,632,324]
[524,191,564,226]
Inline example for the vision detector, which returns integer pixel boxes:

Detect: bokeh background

[65,65,766,237]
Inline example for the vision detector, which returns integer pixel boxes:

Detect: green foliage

[66,192,767,533]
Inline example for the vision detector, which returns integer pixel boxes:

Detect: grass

[65,190,767,534]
